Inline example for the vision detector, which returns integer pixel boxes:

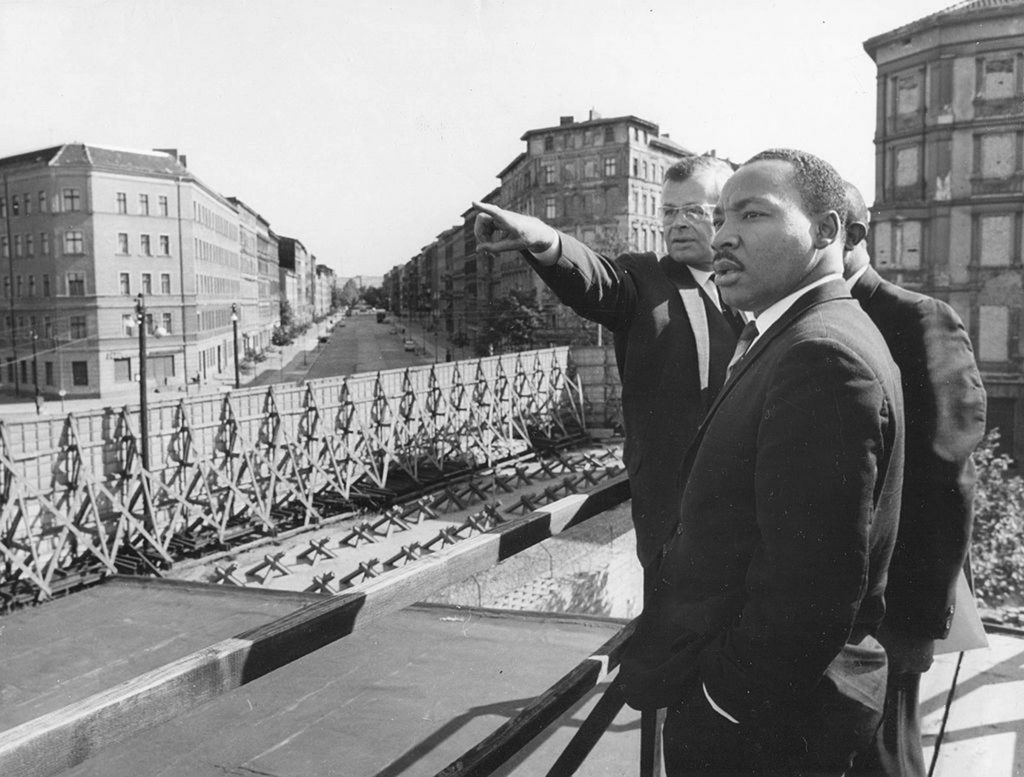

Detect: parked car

[403,338,416,352]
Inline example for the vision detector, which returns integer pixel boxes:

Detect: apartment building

[227,197,268,357]
[864,0,1024,460]
[278,236,312,325]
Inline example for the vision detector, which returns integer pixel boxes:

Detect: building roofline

[496,152,527,179]
[863,0,1024,58]
[520,114,660,140]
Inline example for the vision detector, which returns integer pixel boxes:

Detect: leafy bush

[971,431,1024,607]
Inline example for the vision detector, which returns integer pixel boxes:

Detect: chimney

[155,148,187,167]
[559,115,574,126]
[588,108,602,121]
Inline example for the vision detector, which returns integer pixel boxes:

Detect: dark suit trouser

[851,671,926,777]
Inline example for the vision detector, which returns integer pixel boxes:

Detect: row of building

[382,0,1024,462]
[0,144,338,398]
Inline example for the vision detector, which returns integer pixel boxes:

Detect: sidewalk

[0,320,334,422]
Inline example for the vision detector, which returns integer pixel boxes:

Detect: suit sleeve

[523,232,639,331]
[700,338,898,722]
[885,298,987,638]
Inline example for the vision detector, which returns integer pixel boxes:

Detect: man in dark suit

[473,156,741,580]
[842,182,987,777]
[618,149,906,776]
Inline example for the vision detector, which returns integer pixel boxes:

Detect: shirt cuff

[703,682,739,724]
[529,237,561,264]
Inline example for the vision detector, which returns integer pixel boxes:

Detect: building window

[158,195,169,216]
[162,312,173,333]
[11,195,19,216]
[139,194,149,215]
[63,230,84,254]
[118,233,129,254]
[632,158,639,176]
[28,276,35,297]
[42,274,50,296]
[142,273,152,295]
[113,358,132,383]
[25,234,33,257]
[23,193,31,214]
[140,234,151,255]
[979,133,1015,179]
[896,73,922,115]
[15,276,22,297]
[122,313,134,336]
[38,191,46,212]
[40,232,49,255]
[543,165,555,185]
[894,146,920,187]
[604,157,616,177]
[159,234,170,255]
[120,272,131,295]
[545,197,556,219]
[873,220,922,269]
[544,135,554,151]
[67,272,86,296]
[643,161,649,180]
[45,362,53,386]
[0,197,5,218]
[978,215,1013,266]
[981,56,1015,99]
[978,306,1009,361]
[69,316,87,339]
[71,361,89,386]
[0,236,6,258]
[116,192,127,214]
[160,272,171,294]
[604,125,615,142]
[14,235,22,257]
[62,188,81,212]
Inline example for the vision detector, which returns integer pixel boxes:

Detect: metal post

[231,303,240,389]
[136,294,150,471]
[31,331,38,396]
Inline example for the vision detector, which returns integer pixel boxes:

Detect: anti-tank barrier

[0,348,586,607]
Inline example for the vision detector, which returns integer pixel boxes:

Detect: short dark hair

[664,154,735,185]
[744,148,846,221]
[842,180,870,227]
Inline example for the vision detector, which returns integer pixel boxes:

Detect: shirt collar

[752,274,843,343]
[688,267,721,311]
[845,264,869,291]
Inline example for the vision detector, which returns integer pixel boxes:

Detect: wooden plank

[0,473,630,777]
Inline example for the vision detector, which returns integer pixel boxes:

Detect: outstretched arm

[472,201,560,264]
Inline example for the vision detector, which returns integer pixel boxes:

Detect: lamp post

[30,330,39,397]
[136,294,150,471]
[230,303,240,389]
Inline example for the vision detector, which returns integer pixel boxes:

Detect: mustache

[714,250,740,263]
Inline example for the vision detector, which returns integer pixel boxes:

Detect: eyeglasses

[660,203,716,223]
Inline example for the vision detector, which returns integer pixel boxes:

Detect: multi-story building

[864,0,1024,460]
[314,264,335,317]
[258,225,280,348]
[278,237,312,325]
[0,143,253,397]
[227,197,266,358]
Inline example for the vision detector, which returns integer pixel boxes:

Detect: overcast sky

[1,0,955,279]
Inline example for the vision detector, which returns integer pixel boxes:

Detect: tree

[970,430,1024,608]
[477,289,543,355]
[362,285,385,309]
[279,298,294,329]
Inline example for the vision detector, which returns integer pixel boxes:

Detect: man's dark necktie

[726,321,759,377]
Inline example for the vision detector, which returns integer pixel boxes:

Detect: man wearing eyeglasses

[473,155,742,585]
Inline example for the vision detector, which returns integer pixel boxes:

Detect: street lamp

[135,294,167,472]
[30,330,39,398]
[230,303,240,389]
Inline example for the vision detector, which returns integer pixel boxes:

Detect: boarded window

[979,215,1013,266]
[895,147,919,186]
[979,306,1009,361]
[984,57,1015,99]
[981,133,1015,178]
[898,221,922,268]
[113,358,132,383]
[874,222,893,267]
[897,75,921,114]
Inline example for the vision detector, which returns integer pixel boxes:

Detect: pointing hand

[472,201,559,256]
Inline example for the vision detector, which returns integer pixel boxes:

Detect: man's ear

[812,211,842,248]
[844,221,867,251]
